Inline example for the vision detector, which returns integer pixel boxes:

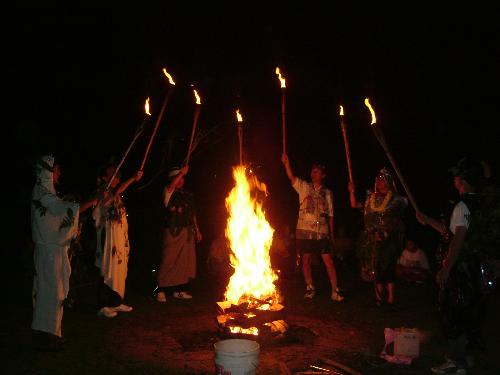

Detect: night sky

[8,6,500,264]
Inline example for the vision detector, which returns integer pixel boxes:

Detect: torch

[275,67,286,154]
[236,109,244,165]
[106,98,151,190]
[364,98,419,211]
[139,68,176,171]
[339,105,354,185]
[185,88,201,165]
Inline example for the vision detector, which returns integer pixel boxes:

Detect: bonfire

[217,166,287,338]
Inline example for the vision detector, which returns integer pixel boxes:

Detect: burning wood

[216,166,288,339]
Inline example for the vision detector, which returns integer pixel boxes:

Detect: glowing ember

[236,109,243,122]
[144,97,151,116]
[229,326,259,336]
[193,89,201,105]
[364,98,377,125]
[275,67,286,88]
[339,105,344,116]
[224,166,279,308]
[162,68,176,85]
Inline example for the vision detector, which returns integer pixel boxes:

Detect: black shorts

[296,239,332,255]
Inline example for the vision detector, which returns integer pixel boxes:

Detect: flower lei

[370,190,393,212]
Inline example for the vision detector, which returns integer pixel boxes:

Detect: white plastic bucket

[214,339,260,375]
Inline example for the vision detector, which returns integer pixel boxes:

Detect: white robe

[93,192,129,298]
[31,157,79,337]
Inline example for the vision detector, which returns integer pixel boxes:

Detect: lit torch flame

[193,89,201,105]
[162,68,175,85]
[364,98,377,125]
[144,97,151,116]
[275,67,286,88]
[225,166,278,308]
[339,105,344,116]
[236,109,243,123]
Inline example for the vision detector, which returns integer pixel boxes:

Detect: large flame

[224,166,278,307]
[145,97,151,116]
[162,68,176,85]
[364,98,377,125]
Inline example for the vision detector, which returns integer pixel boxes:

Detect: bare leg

[387,282,395,304]
[375,283,384,303]
[302,253,313,287]
[321,253,339,291]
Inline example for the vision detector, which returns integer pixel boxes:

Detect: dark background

[7,6,500,277]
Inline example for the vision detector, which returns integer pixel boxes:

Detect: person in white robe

[93,164,142,317]
[31,155,96,349]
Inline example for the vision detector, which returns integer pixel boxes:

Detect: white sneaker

[110,304,133,312]
[331,291,345,302]
[431,358,467,374]
[304,286,315,299]
[97,307,118,318]
[173,291,192,299]
[156,292,166,302]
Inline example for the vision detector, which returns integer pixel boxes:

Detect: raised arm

[166,165,189,194]
[163,165,189,207]
[281,153,296,185]
[347,181,363,209]
[115,170,143,196]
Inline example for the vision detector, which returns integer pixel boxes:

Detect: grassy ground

[2,251,500,375]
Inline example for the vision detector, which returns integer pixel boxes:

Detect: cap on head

[449,157,490,188]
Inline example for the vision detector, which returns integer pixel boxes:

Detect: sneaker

[304,286,315,299]
[331,291,344,302]
[110,304,133,312]
[97,307,118,318]
[431,358,467,374]
[156,291,166,302]
[173,291,192,299]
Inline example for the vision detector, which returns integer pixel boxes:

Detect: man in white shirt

[416,157,489,374]
[281,153,343,302]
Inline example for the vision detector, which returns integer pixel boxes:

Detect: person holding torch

[281,153,344,302]
[93,163,143,318]
[348,168,407,307]
[154,165,202,302]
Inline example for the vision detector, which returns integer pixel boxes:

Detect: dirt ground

[2,251,500,375]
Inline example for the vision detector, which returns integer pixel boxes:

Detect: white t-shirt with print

[292,177,333,240]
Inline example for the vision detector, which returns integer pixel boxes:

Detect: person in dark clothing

[349,168,407,306]
[417,157,490,375]
[155,166,202,302]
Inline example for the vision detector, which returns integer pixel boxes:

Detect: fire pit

[216,166,288,341]
[216,299,288,340]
